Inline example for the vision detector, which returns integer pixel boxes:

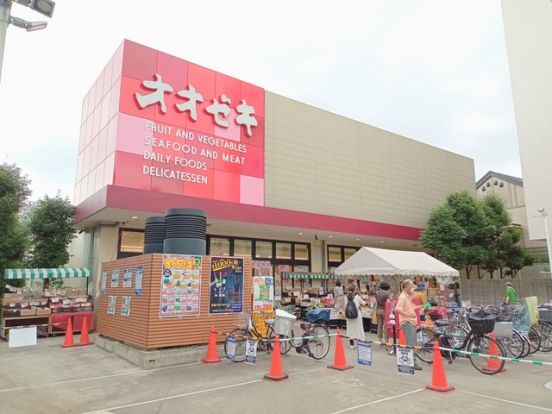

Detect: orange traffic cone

[203,326,221,363]
[426,341,455,392]
[62,317,74,348]
[486,333,504,373]
[264,335,289,381]
[327,330,353,371]
[78,317,92,346]
[399,328,407,347]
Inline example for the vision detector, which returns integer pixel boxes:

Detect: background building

[68,40,475,295]
[476,170,547,256]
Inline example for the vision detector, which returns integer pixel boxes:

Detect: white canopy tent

[334,247,459,283]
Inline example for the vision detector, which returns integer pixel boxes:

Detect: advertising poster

[135,266,144,296]
[397,347,415,375]
[252,260,272,277]
[160,255,202,317]
[121,296,131,317]
[107,296,116,315]
[209,257,244,314]
[123,268,133,288]
[111,270,120,288]
[100,271,107,294]
[253,277,274,313]
[357,341,373,366]
[245,339,258,365]
[226,336,236,361]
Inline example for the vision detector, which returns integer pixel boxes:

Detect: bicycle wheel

[527,326,541,355]
[307,325,331,360]
[224,328,247,362]
[501,329,525,359]
[467,334,506,375]
[415,327,436,364]
[535,321,552,352]
[288,329,303,349]
[267,326,292,355]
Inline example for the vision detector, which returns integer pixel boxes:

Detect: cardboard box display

[19,309,37,317]
[35,308,51,316]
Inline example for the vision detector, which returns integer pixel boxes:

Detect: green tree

[26,195,76,271]
[0,164,31,298]
[421,205,466,268]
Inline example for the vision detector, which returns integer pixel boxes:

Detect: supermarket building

[69,39,475,295]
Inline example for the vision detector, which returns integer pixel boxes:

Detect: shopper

[375,282,392,346]
[334,280,345,328]
[504,281,518,305]
[395,279,422,370]
[345,286,366,348]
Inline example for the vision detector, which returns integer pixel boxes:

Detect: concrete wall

[502,0,552,240]
[264,92,475,228]
[461,271,552,306]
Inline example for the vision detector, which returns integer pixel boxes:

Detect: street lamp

[0,0,55,82]
[537,207,552,277]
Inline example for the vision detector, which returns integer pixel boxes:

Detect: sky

[0,0,520,202]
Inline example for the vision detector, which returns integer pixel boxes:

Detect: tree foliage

[0,164,31,294]
[26,196,77,268]
[422,192,534,279]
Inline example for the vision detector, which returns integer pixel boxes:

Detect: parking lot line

[0,361,202,393]
[80,379,264,414]
[328,388,425,414]
[458,390,552,412]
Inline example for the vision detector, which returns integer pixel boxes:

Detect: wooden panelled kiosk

[97,254,252,350]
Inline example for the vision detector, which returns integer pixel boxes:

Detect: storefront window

[210,238,230,256]
[255,241,272,259]
[344,247,357,260]
[294,243,309,260]
[120,230,144,253]
[234,239,252,257]
[328,246,342,262]
[276,242,292,259]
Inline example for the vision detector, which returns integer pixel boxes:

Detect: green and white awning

[282,272,338,280]
[3,268,91,280]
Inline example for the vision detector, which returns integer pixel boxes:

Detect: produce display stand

[1,267,93,340]
[97,253,252,350]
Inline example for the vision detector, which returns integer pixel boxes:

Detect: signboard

[397,347,415,375]
[245,339,257,365]
[252,260,272,277]
[100,271,107,294]
[135,266,144,296]
[209,257,244,314]
[253,276,274,313]
[121,296,131,317]
[110,40,265,206]
[357,340,372,366]
[111,270,120,288]
[107,296,117,315]
[226,336,236,361]
[160,255,202,317]
[123,268,133,288]
[9,326,37,348]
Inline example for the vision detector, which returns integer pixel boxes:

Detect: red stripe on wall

[73,185,423,240]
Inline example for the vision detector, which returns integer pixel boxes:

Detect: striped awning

[282,272,338,280]
[3,268,91,280]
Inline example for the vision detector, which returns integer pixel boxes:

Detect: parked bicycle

[224,311,280,362]
[280,321,331,360]
[416,309,507,375]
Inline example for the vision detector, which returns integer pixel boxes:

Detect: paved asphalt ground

[0,329,551,414]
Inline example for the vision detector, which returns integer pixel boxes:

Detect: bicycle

[224,311,280,362]
[280,321,331,360]
[533,320,552,352]
[416,312,507,375]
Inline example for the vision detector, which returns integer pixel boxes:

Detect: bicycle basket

[468,310,496,335]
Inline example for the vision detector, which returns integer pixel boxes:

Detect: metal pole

[0,0,11,83]
[543,211,552,279]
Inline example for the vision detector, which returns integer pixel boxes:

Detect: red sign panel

[114,41,265,205]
